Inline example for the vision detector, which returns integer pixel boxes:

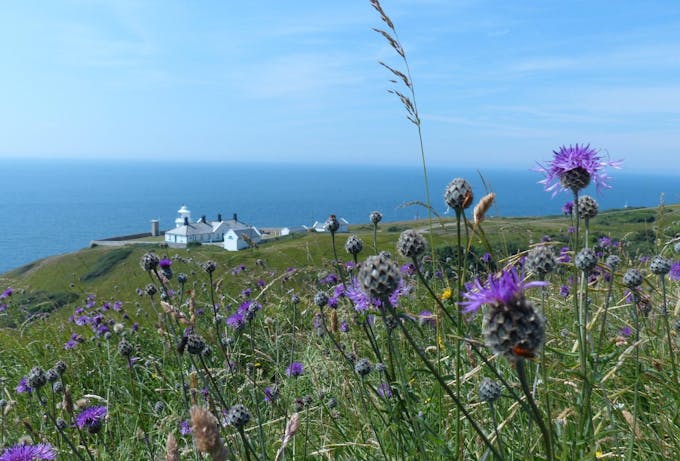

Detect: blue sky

[1,0,679,171]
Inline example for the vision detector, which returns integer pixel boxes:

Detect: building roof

[165,221,214,236]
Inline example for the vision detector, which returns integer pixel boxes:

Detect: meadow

[2,2,680,459]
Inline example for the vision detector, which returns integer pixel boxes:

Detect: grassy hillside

[0,203,679,460]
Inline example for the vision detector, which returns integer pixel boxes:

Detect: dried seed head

[606,254,621,271]
[396,230,426,258]
[444,178,473,210]
[145,284,158,297]
[473,192,496,224]
[202,260,217,274]
[190,405,229,460]
[358,253,401,299]
[313,292,329,308]
[575,248,598,272]
[27,366,47,389]
[344,235,364,256]
[141,252,160,272]
[478,377,502,403]
[186,334,206,355]
[525,246,557,278]
[118,339,134,357]
[623,268,644,288]
[324,215,340,233]
[224,404,250,429]
[369,211,383,225]
[482,297,545,361]
[650,255,671,275]
[354,358,373,377]
[577,195,599,220]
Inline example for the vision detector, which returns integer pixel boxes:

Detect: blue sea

[1,158,678,274]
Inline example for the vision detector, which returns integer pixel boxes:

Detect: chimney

[217,213,222,222]
[200,215,206,223]
[184,217,189,226]
[150,219,160,237]
[233,213,238,222]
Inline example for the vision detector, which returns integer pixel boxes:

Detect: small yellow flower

[441,287,453,300]
[595,450,604,458]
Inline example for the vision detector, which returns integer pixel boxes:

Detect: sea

[1,158,678,274]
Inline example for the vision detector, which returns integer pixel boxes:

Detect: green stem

[516,359,554,461]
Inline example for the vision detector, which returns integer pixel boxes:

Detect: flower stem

[516,358,553,461]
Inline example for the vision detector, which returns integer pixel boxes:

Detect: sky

[1,0,679,171]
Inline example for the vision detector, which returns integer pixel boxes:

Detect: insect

[462,190,473,209]
[511,344,536,359]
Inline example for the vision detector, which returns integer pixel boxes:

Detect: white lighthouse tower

[175,205,192,228]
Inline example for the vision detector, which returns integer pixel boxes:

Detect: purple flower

[180,420,192,435]
[0,304,6,312]
[559,285,570,298]
[619,326,632,337]
[339,320,350,332]
[16,377,32,394]
[598,236,612,248]
[319,273,339,285]
[226,312,245,330]
[377,382,393,399]
[75,406,107,433]
[536,143,622,196]
[263,386,279,403]
[286,362,304,378]
[670,261,680,281]
[64,333,82,350]
[459,266,547,315]
[0,443,56,461]
[562,201,574,215]
[0,287,12,299]
[400,263,416,276]
[559,247,571,263]
[567,226,576,235]
[481,252,492,264]
[159,258,172,268]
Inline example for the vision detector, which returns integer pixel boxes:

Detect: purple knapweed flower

[16,377,32,394]
[286,362,304,378]
[562,201,574,215]
[400,263,416,276]
[64,333,83,350]
[481,252,492,264]
[75,406,107,433]
[619,326,632,337]
[0,287,12,299]
[559,285,570,298]
[559,247,571,263]
[159,258,172,268]
[377,383,393,399]
[536,143,622,196]
[670,261,680,281]
[263,386,279,403]
[460,266,548,315]
[418,310,436,328]
[180,420,192,435]
[339,320,350,332]
[0,442,56,461]
[598,236,612,248]
[226,312,245,330]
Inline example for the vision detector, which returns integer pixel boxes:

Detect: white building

[164,207,261,250]
[310,217,350,233]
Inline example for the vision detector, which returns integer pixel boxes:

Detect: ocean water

[1,158,677,274]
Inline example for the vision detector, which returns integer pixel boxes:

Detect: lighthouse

[175,205,192,228]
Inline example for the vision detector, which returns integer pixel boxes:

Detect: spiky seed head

[369,211,383,225]
[118,339,133,357]
[525,246,557,278]
[575,248,598,272]
[46,368,59,383]
[396,230,426,258]
[290,294,300,305]
[324,215,340,233]
[186,334,206,355]
[344,235,364,256]
[354,358,373,377]
[560,167,591,192]
[358,253,401,299]
[478,377,502,403]
[482,298,545,361]
[27,366,47,389]
[154,401,165,413]
[650,255,671,275]
[201,260,217,274]
[444,178,473,210]
[54,360,67,375]
[623,268,643,288]
[606,254,621,270]
[177,273,188,284]
[52,381,64,393]
[141,252,160,272]
[313,292,329,308]
[225,404,250,429]
[577,195,599,219]
[145,283,158,296]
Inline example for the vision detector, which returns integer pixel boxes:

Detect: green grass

[0,203,678,459]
